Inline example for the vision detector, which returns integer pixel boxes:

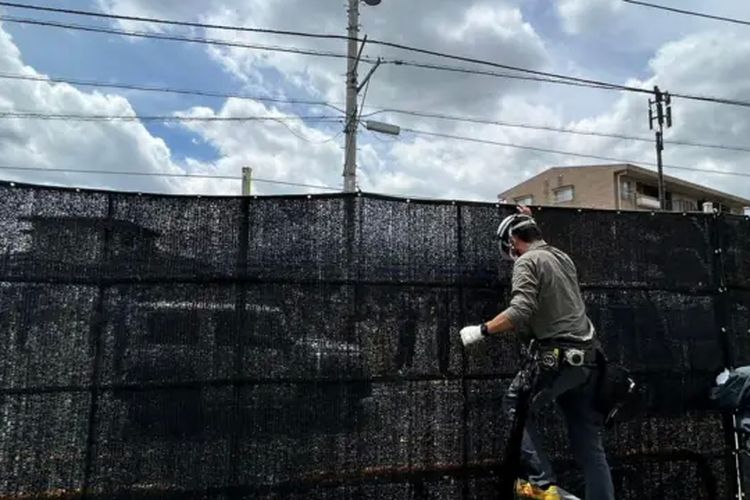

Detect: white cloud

[176,98,346,194]
[556,0,750,47]
[557,0,623,35]
[91,0,556,200]
[97,0,550,114]
[0,23,195,194]
[360,27,750,201]
[546,30,750,198]
[0,20,342,196]
[2,1,750,203]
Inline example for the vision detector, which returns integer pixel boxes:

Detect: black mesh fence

[0,181,747,499]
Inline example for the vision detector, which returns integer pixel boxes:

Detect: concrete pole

[241,167,252,196]
[343,0,359,192]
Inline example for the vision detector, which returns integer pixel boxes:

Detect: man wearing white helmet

[460,206,614,500]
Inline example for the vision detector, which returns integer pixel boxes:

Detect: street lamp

[365,120,400,136]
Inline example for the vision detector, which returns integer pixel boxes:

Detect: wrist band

[480,323,489,337]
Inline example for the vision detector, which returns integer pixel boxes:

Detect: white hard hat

[496,214,537,261]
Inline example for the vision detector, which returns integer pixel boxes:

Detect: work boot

[515,479,561,500]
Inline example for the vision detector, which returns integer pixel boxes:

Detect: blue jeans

[505,366,615,500]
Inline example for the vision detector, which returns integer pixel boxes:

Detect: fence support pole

[81,193,114,498]
[229,196,250,493]
[712,212,744,500]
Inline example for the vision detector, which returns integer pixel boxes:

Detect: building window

[553,186,574,204]
[639,183,659,198]
[514,195,533,205]
[672,198,698,212]
[620,179,635,200]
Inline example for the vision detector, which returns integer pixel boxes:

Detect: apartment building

[498,164,750,214]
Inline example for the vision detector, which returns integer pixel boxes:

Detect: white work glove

[460,325,484,346]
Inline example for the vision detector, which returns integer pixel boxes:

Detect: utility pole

[343,0,361,193]
[648,86,672,210]
[342,0,385,192]
[241,167,252,196]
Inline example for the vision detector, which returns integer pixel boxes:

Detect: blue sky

[3,3,228,164]
[0,0,749,200]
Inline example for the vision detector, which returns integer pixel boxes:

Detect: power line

[0,4,619,93]
[0,2,644,94]
[4,11,750,110]
[0,1,352,40]
[0,110,343,123]
[365,108,750,154]
[384,58,616,90]
[0,14,616,93]
[623,0,750,27]
[2,0,709,101]
[0,165,341,190]
[0,73,345,142]
[0,73,345,112]
[0,15,354,61]
[273,123,343,144]
[2,71,748,153]
[2,70,749,153]
[401,127,750,179]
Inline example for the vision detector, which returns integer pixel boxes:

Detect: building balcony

[636,194,661,209]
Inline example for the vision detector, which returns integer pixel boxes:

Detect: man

[460,207,614,500]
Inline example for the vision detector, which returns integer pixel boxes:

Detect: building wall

[618,175,647,211]
[619,174,745,213]
[502,167,749,214]
[500,166,619,209]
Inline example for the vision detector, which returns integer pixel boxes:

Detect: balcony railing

[636,194,661,209]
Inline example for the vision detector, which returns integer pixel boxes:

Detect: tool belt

[530,337,600,372]
[522,336,639,428]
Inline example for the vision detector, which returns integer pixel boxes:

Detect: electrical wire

[363,108,750,154]
[401,127,750,179]
[0,14,607,92]
[0,165,341,190]
[0,1,353,40]
[0,72,346,112]
[4,7,750,108]
[2,72,746,154]
[0,15,354,61]
[0,110,343,123]
[272,120,343,144]
[3,130,746,185]
[1,4,748,183]
[5,108,749,173]
[623,0,750,27]
[0,1,666,94]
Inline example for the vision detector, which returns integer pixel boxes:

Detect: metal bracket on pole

[358,57,381,93]
[352,34,368,75]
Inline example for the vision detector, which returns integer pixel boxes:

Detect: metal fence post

[229,195,250,495]
[81,192,114,498]
[712,212,744,500]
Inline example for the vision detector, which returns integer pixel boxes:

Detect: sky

[1,0,750,200]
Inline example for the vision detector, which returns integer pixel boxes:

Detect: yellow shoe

[515,479,561,500]
[543,486,561,500]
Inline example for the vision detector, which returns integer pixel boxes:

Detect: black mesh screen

[0,183,744,499]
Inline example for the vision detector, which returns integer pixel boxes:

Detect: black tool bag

[595,351,639,428]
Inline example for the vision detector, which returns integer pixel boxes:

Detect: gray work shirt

[502,240,593,342]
